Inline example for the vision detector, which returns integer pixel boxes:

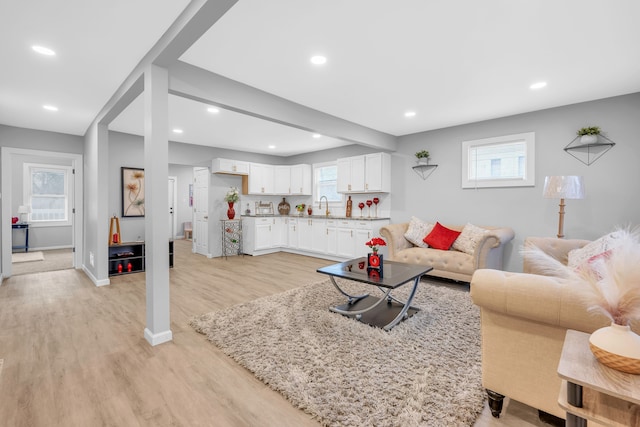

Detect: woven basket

[590,342,640,375]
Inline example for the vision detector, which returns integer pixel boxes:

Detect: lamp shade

[17,205,30,214]
[543,176,585,200]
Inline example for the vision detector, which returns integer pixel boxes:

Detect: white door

[168,176,177,239]
[193,167,209,256]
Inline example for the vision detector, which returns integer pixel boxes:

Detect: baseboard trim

[82,265,110,287]
[144,328,173,346]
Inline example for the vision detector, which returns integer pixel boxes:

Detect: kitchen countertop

[241,214,390,221]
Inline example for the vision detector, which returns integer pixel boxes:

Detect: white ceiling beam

[168,60,397,151]
[89,0,238,130]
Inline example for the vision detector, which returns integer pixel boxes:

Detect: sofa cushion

[568,231,624,269]
[452,223,489,255]
[404,216,433,248]
[423,222,462,250]
[397,247,475,275]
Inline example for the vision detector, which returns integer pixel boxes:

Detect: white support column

[143,64,172,346]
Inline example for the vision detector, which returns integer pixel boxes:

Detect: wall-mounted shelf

[564,135,615,166]
[412,164,438,180]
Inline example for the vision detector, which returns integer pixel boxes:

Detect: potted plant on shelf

[415,150,430,165]
[224,187,239,220]
[576,126,601,145]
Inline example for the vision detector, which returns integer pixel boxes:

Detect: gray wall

[10,153,73,249]
[389,93,640,272]
[0,125,83,274]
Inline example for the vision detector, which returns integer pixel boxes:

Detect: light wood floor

[0,240,554,427]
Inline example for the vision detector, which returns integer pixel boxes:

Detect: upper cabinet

[242,163,312,195]
[211,158,250,175]
[337,153,390,193]
[247,163,275,194]
[289,164,312,195]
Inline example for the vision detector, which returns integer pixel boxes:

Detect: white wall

[391,93,640,272]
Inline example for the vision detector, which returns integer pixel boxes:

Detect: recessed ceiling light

[310,55,327,65]
[530,81,547,90]
[268,145,276,149]
[172,129,183,134]
[312,133,322,139]
[42,105,58,111]
[207,107,219,114]
[404,111,416,118]
[32,45,56,56]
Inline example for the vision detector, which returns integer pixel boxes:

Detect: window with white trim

[461,132,535,188]
[23,163,73,225]
[313,162,343,204]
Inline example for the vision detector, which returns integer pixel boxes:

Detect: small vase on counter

[278,197,290,215]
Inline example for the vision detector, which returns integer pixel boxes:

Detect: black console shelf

[108,241,174,276]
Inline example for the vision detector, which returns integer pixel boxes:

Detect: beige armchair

[470,236,639,420]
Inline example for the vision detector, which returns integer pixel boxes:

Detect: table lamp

[17,205,30,223]
[543,176,585,238]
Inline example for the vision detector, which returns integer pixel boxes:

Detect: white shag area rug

[191,279,484,427]
[11,251,44,263]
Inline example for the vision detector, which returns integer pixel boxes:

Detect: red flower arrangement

[365,237,386,253]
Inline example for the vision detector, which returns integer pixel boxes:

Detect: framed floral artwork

[121,167,145,217]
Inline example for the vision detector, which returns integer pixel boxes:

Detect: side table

[557,329,640,427]
[221,219,242,259]
[12,223,29,252]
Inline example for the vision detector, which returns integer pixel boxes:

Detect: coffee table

[317,257,432,331]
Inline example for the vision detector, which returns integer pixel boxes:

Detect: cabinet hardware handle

[326,229,328,235]
[366,183,368,190]
[269,226,271,232]
[351,230,353,237]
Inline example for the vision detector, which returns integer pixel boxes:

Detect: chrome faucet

[319,196,330,217]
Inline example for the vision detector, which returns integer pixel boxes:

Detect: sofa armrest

[380,223,412,259]
[473,227,515,270]
[523,237,590,274]
[470,269,609,333]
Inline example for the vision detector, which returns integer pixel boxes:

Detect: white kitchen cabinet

[290,164,312,195]
[326,219,338,255]
[247,163,275,195]
[274,166,291,194]
[211,158,249,175]
[337,153,390,193]
[337,156,365,193]
[272,217,286,247]
[364,153,391,193]
[287,218,298,248]
[273,164,312,195]
[336,220,357,258]
[254,219,274,250]
[311,218,327,253]
[297,217,313,251]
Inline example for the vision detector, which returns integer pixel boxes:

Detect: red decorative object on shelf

[373,197,380,217]
[227,202,235,220]
[127,262,132,272]
[117,263,123,274]
[358,202,365,218]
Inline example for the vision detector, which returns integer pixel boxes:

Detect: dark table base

[331,295,420,329]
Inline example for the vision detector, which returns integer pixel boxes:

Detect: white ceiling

[3,1,640,157]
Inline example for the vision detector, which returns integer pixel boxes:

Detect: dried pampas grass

[522,227,640,326]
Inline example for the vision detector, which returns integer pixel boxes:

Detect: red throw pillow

[423,222,462,250]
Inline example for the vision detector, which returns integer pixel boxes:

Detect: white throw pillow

[452,223,488,255]
[568,231,624,269]
[404,216,434,248]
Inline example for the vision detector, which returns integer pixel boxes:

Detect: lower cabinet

[243,216,388,260]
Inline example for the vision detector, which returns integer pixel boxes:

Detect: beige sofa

[470,236,640,420]
[379,223,515,282]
